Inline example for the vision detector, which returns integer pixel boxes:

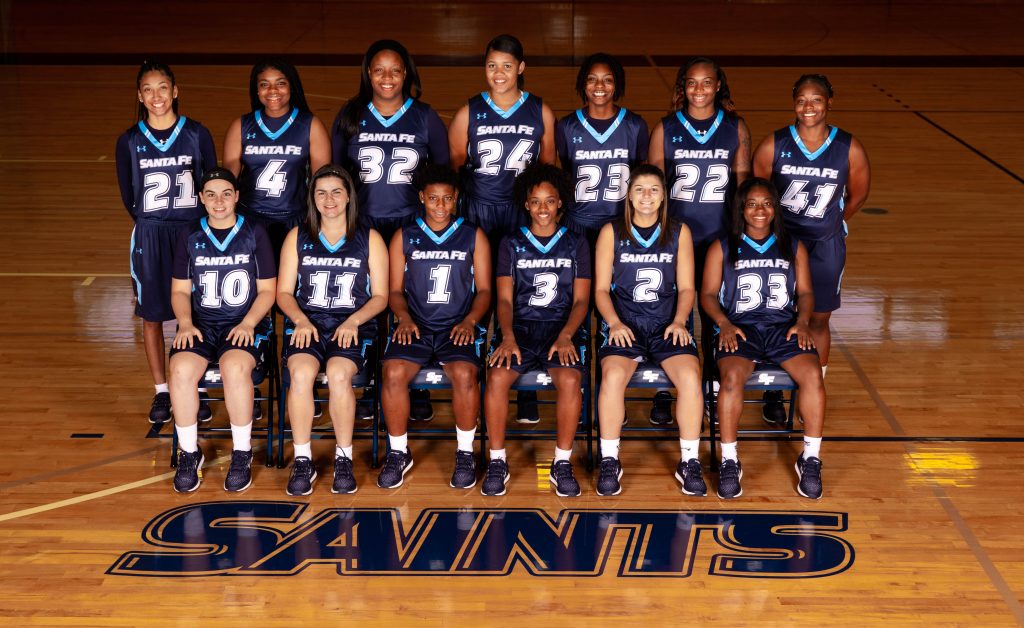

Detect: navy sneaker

[480,458,510,496]
[252,400,263,422]
[197,391,212,423]
[596,457,623,496]
[515,390,540,424]
[377,449,413,489]
[149,392,171,424]
[332,455,358,494]
[762,390,787,426]
[675,458,707,496]
[410,389,434,422]
[173,448,204,493]
[649,391,673,426]
[313,402,323,419]
[286,456,317,496]
[356,396,374,420]
[450,450,477,489]
[716,458,743,499]
[549,460,581,497]
[224,450,253,492]
[795,455,823,499]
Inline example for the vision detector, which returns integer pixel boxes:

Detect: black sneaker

[515,390,540,424]
[173,448,204,493]
[450,450,477,489]
[332,455,358,494]
[197,391,213,423]
[649,391,673,426]
[480,458,510,496]
[286,456,317,496]
[716,458,743,499]
[149,392,171,424]
[596,457,623,496]
[252,400,263,422]
[675,458,707,496]
[224,450,253,492]
[762,390,787,426]
[795,455,823,499]
[549,460,581,497]
[356,396,374,420]
[410,389,434,422]
[377,449,414,489]
[313,402,323,419]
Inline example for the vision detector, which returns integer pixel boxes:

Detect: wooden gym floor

[1,1,1023,624]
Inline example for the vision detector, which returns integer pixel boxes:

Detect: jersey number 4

[780,180,838,218]
[142,171,198,212]
[476,139,534,176]
[255,160,289,198]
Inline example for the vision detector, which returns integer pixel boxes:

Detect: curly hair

[513,162,573,217]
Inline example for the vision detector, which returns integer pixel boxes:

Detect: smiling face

[741,185,776,235]
[628,174,665,220]
[419,183,458,225]
[485,50,524,95]
[313,176,349,222]
[256,68,291,112]
[369,49,406,103]
[137,70,177,119]
[201,179,238,222]
[584,62,615,106]
[684,62,719,112]
[525,182,562,229]
[793,81,832,128]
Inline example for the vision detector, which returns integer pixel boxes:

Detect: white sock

[197,387,207,393]
[490,448,506,461]
[456,426,477,453]
[600,438,620,459]
[293,441,312,460]
[176,423,198,453]
[155,383,169,394]
[336,444,353,459]
[231,422,252,452]
[720,441,738,462]
[389,433,408,453]
[803,436,822,459]
[680,438,700,462]
[821,365,828,378]
[554,446,572,462]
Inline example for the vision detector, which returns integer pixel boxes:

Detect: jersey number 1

[142,171,198,212]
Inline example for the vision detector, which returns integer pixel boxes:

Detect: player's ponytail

[135,60,178,122]
[337,40,423,140]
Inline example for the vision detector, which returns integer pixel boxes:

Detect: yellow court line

[81,276,95,286]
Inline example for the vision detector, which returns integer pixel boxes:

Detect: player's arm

[634,116,651,164]
[275,228,318,348]
[787,241,815,349]
[843,136,871,221]
[554,117,569,170]
[752,135,775,179]
[425,108,451,167]
[308,115,332,172]
[114,132,136,219]
[700,240,744,352]
[647,121,665,172]
[594,223,634,347]
[229,227,278,346]
[447,104,470,172]
[539,103,557,165]
[388,229,418,344]
[170,278,201,349]
[451,228,492,345]
[334,229,390,348]
[734,117,752,185]
[551,238,592,364]
[223,117,243,177]
[664,224,695,346]
[488,275,520,368]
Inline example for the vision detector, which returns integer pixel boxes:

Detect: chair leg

[709,386,720,472]
[170,427,178,468]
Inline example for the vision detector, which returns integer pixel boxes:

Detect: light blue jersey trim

[129,226,142,302]
[675,109,723,146]
[137,116,188,153]
[629,224,662,249]
[417,217,463,245]
[482,91,529,119]
[576,107,627,145]
[319,232,346,253]
[789,125,838,161]
[255,108,299,141]
[741,234,777,255]
[201,215,245,252]
[368,98,413,128]
[521,226,567,254]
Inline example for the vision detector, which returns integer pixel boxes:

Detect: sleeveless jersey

[294,226,374,330]
[771,125,852,241]
[662,109,741,246]
[503,226,585,322]
[346,99,440,220]
[718,234,799,326]
[239,108,313,220]
[184,216,263,326]
[465,92,545,204]
[559,108,646,227]
[402,217,478,332]
[611,221,682,324]
[125,116,211,223]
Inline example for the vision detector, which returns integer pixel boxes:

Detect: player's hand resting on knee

[173,324,203,349]
[290,318,318,349]
[548,333,579,366]
[717,321,746,352]
[450,319,476,346]
[333,319,359,349]
[489,336,522,369]
[227,322,255,347]
[663,320,692,347]
[787,321,814,350]
[392,318,420,345]
[608,321,635,347]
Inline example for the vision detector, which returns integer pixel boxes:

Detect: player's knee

[218,355,253,382]
[327,367,353,389]
[448,364,478,391]
[719,368,748,392]
[554,370,582,392]
[382,362,408,388]
[288,365,317,392]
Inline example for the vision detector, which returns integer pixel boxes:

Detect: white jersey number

[632,268,663,302]
[575,163,630,203]
[198,269,250,308]
[427,264,452,304]
[734,273,789,314]
[142,171,198,212]
[780,180,838,219]
[669,163,730,203]
[255,159,288,198]
[528,272,559,308]
[358,146,421,185]
[476,138,535,176]
[306,271,357,309]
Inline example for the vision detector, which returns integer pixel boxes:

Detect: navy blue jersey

[180,217,273,326]
[121,117,212,223]
[557,108,647,228]
[663,109,741,246]
[610,221,682,324]
[771,125,852,241]
[402,217,478,332]
[294,226,374,328]
[239,108,313,220]
[718,234,799,326]
[464,92,545,204]
[498,226,590,322]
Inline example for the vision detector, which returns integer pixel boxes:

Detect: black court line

[0,445,160,491]
[913,112,1024,185]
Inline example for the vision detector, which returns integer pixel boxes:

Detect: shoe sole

[794,460,822,499]
[331,483,359,494]
[286,470,318,496]
[550,475,581,497]
[173,454,205,493]
[596,468,624,496]
[377,458,414,489]
[716,468,744,499]
[410,414,434,422]
[225,474,253,492]
[149,408,173,424]
[450,476,478,489]
[481,472,510,496]
[674,470,708,497]
[648,418,674,426]
[515,417,540,425]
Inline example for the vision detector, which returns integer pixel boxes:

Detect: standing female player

[117,61,218,424]
[168,168,277,493]
[700,178,826,499]
[482,164,591,497]
[593,164,706,497]
[647,57,751,424]
[276,166,389,495]
[556,52,649,246]
[377,165,491,490]
[753,74,870,400]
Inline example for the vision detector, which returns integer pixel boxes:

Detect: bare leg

[551,368,583,451]
[219,350,256,427]
[715,356,756,444]
[809,312,832,367]
[484,368,519,451]
[326,356,358,448]
[286,353,320,447]
[381,359,420,436]
[169,352,206,427]
[597,356,639,441]
[444,361,480,431]
[143,320,168,385]
[661,354,703,440]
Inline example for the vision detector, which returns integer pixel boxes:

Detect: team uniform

[169,216,276,366]
[463,92,545,237]
[770,125,852,312]
[556,107,648,243]
[283,227,378,370]
[599,222,698,363]
[116,116,217,322]
[492,226,591,372]
[383,217,485,365]
[332,99,449,241]
[714,234,816,364]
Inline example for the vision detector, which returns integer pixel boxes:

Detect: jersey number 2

[142,171,198,212]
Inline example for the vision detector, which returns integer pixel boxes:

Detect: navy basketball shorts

[361,212,419,246]
[383,324,486,367]
[282,316,376,372]
[169,318,273,369]
[490,320,588,373]
[713,321,818,365]
[599,316,698,364]
[465,198,523,240]
[803,234,846,313]
[130,220,192,322]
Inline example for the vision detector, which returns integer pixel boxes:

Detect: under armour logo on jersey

[246,133,257,140]
[536,373,553,386]
[476,112,488,120]
[135,247,143,254]
[572,137,583,144]
[424,371,444,384]
[302,244,314,250]
[136,146,146,152]
[204,370,222,384]
[671,136,683,143]
[757,373,776,385]
[360,120,367,127]
[195,242,206,249]
[409,237,421,245]
[781,151,792,158]
[641,370,662,383]
[515,246,526,253]
[619,239,630,248]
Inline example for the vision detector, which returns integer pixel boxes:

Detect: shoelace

[552,461,573,481]
[334,456,353,474]
[383,451,407,472]
[720,460,739,480]
[801,458,822,477]
[599,458,618,476]
[293,458,313,477]
[229,452,250,472]
[486,460,507,478]
[455,452,474,471]
[153,395,171,408]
